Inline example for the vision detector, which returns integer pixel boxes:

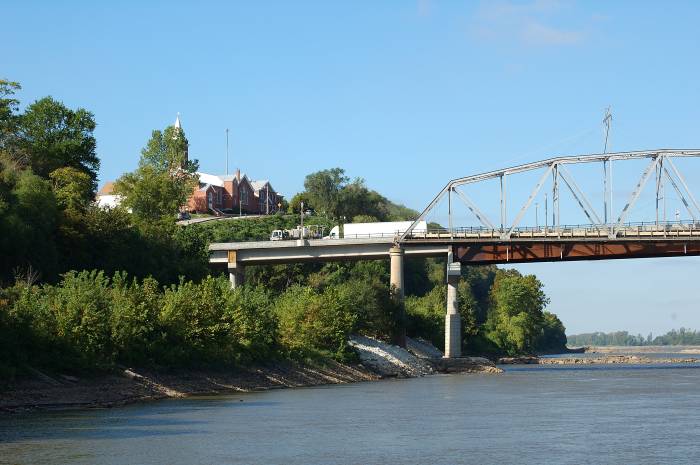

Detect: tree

[486,271,549,355]
[303,168,348,218]
[50,167,94,213]
[0,168,59,282]
[352,214,379,223]
[0,80,21,151]
[538,311,567,352]
[114,125,198,226]
[337,179,388,221]
[16,97,99,192]
[288,192,312,214]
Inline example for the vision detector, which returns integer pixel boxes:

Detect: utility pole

[544,193,548,230]
[535,202,539,230]
[225,129,229,175]
[300,201,304,238]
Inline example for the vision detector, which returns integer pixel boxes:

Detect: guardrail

[402,220,700,240]
[212,220,700,243]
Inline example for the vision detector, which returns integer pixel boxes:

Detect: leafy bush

[109,273,161,365]
[51,271,114,369]
[274,285,358,360]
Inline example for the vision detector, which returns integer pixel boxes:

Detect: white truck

[270,225,324,241]
[325,221,427,239]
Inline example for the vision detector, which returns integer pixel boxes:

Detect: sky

[4,0,700,336]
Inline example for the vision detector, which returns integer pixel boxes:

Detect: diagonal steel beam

[613,156,660,236]
[398,183,449,242]
[453,187,497,230]
[557,165,604,226]
[665,157,700,218]
[663,166,697,222]
[506,163,556,239]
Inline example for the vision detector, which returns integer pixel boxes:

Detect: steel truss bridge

[398,149,700,264]
[209,148,700,357]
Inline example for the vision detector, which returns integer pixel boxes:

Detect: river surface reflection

[2,362,700,464]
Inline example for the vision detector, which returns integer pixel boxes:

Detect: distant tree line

[567,328,700,346]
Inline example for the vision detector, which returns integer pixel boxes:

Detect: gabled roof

[197,172,224,187]
[250,180,276,194]
[195,171,278,195]
[98,181,115,196]
[250,180,267,191]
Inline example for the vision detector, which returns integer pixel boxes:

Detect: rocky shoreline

[0,336,500,413]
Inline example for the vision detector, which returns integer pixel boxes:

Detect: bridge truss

[400,149,700,243]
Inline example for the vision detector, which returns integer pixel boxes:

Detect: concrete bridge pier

[444,251,461,358]
[389,246,406,347]
[228,265,245,289]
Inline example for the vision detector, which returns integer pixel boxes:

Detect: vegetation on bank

[0,271,399,379]
[567,329,700,347]
[0,79,567,381]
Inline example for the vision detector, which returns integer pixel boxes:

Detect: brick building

[186,169,283,215]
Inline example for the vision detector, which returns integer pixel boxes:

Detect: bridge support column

[389,246,406,347]
[228,264,245,289]
[445,253,461,358]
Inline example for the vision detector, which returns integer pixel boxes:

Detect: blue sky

[4,0,700,335]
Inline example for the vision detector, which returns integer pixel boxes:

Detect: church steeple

[173,113,189,165]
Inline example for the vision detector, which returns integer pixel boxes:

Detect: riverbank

[0,360,379,413]
[499,355,700,365]
[498,345,700,365]
[0,336,500,413]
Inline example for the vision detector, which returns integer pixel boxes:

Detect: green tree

[538,311,567,352]
[114,125,198,225]
[303,168,348,218]
[16,97,99,191]
[49,167,94,213]
[352,214,379,223]
[287,192,312,214]
[486,271,549,355]
[0,168,59,282]
[0,80,21,151]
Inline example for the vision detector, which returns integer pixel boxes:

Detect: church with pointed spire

[96,114,284,216]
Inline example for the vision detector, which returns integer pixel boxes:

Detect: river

[2,361,700,464]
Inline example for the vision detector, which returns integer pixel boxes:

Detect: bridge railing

[402,219,700,240]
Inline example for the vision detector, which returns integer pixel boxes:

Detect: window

[217,188,222,205]
[240,188,248,206]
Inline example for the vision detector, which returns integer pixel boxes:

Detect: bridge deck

[208,226,700,267]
